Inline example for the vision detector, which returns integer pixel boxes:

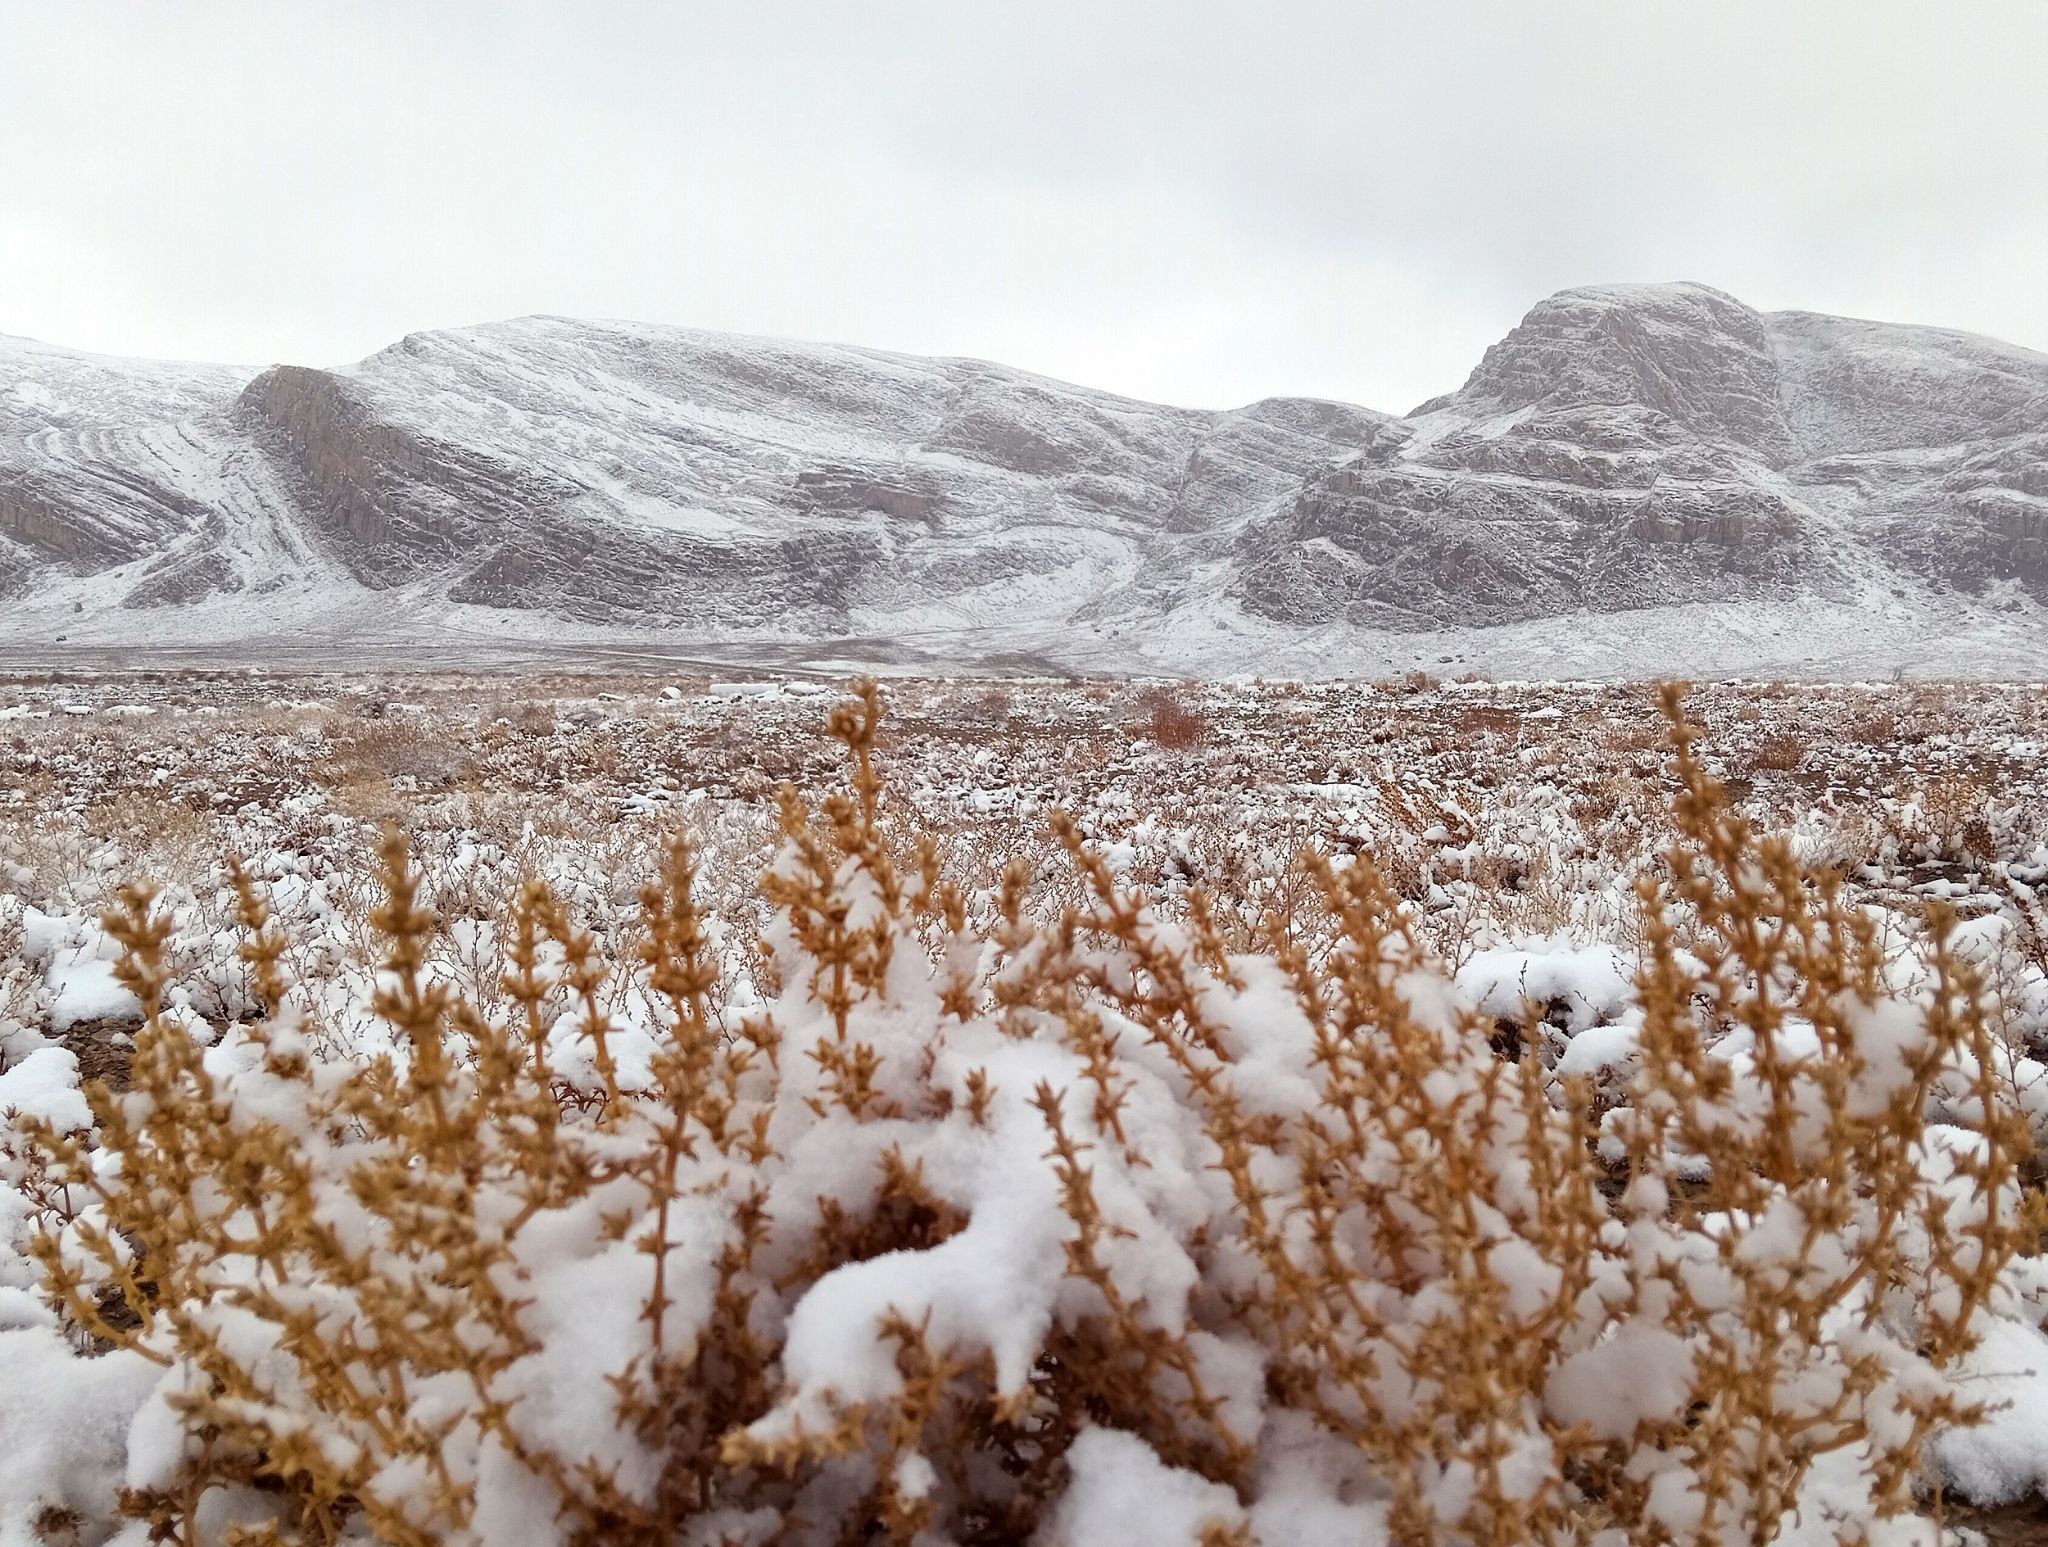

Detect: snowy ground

[2,569,2045,683]
[5,669,2046,931]
[4,672,2048,1542]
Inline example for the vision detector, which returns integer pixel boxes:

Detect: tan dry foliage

[12,682,2043,1547]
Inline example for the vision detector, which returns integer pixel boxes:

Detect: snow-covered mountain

[4,283,2046,676]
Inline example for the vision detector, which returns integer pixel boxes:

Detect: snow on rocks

[1040,1427,1248,1547]
[1456,940,1633,1032]
[23,916,144,1033]
[0,1047,91,1133]
[0,1329,158,1545]
[46,955,140,1034]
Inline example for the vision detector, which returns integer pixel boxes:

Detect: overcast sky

[3,2,2044,411]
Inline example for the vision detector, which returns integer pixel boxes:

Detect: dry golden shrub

[1912,773,2003,864]
[329,715,468,791]
[1140,686,1211,751]
[1747,733,1807,772]
[12,683,2042,1547]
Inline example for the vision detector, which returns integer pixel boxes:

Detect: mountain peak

[1422,281,1793,460]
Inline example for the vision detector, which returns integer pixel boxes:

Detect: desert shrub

[332,717,468,791]
[1912,773,2004,864]
[5,684,2043,1546]
[507,699,558,736]
[967,685,1014,725]
[1140,685,1210,750]
[1748,732,1807,772]
[1451,705,1522,745]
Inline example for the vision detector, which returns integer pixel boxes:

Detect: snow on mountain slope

[0,286,2043,677]
[226,318,1389,634]
[0,336,246,583]
[1770,309,2048,458]
[0,336,343,608]
[1231,283,2048,639]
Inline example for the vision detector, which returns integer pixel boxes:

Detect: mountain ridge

[3,282,2045,677]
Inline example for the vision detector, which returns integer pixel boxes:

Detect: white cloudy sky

[3,1,2043,411]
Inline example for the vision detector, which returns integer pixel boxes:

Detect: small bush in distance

[1141,684,1210,750]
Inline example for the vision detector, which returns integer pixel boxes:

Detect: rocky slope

[2,283,2045,675]
[1236,284,2048,632]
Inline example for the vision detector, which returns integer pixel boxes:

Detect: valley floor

[2,571,2045,683]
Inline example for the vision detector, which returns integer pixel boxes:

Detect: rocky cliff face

[1231,283,2048,632]
[0,284,2044,671]
[1421,283,1799,458]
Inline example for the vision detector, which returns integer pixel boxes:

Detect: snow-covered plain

[8,580,2048,686]
[4,672,2048,1543]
